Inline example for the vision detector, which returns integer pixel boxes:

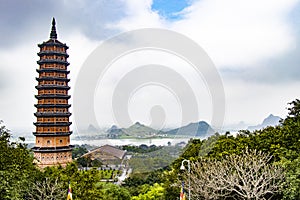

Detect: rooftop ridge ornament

[50,17,57,39]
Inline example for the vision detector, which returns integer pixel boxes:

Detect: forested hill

[166,121,214,137]
[107,121,215,138]
[107,122,165,138]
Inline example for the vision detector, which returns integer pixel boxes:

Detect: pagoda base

[33,150,72,168]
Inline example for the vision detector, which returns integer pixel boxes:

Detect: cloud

[113,0,166,31]
[223,79,300,125]
[221,43,300,84]
[0,0,60,47]
[62,0,127,40]
[112,0,300,84]
[0,0,127,48]
[0,0,300,130]
[0,67,11,92]
[171,0,299,67]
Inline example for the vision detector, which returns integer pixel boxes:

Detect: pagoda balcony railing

[32,145,74,153]
[35,85,70,90]
[38,51,69,57]
[34,104,71,108]
[33,122,72,126]
[36,68,70,74]
[35,94,71,99]
[37,59,70,66]
[34,112,72,117]
[36,77,70,82]
[33,131,72,136]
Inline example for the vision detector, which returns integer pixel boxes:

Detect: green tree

[101,183,131,200]
[131,183,165,200]
[72,145,88,159]
[0,121,39,200]
[278,99,300,199]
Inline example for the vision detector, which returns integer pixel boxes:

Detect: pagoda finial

[50,17,57,39]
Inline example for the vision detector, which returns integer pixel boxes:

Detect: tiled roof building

[82,145,126,165]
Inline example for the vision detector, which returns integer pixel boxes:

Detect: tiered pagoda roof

[32,18,73,168]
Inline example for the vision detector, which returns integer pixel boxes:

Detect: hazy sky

[1,0,300,133]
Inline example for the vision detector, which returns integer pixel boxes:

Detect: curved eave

[35,94,71,99]
[33,131,73,136]
[38,40,69,49]
[37,59,70,66]
[33,122,72,126]
[34,112,72,117]
[38,51,69,57]
[32,145,74,153]
[34,104,71,108]
[35,85,70,90]
[36,77,70,82]
[36,68,70,74]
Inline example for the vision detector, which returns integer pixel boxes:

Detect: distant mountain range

[107,122,165,138]
[166,121,214,137]
[247,114,281,131]
[107,121,215,138]
[81,114,281,139]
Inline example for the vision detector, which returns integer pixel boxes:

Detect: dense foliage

[166,99,300,199]
[72,145,88,159]
[0,122,40,200]
[122,144,163,153]
[0,99,299,199]
[128,145,182,174]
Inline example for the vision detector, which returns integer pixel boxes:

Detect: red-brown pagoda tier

[33,18,73,168]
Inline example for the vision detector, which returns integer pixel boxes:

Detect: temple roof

[33,131,73,137]
[82,145,126,160]
[32,145,74,153]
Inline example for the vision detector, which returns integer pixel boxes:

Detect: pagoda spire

[50,17,57,39]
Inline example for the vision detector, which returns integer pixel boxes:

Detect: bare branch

[182,149,284,200]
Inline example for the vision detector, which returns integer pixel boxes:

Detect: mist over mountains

[247,114,281,131]
[72,114,281,139]
[106,121,215,138]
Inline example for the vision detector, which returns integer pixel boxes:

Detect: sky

[0,0,300,134]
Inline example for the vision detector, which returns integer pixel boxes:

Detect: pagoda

[32,18,73,168]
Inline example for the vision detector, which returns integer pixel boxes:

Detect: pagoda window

[47,140,50,144]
